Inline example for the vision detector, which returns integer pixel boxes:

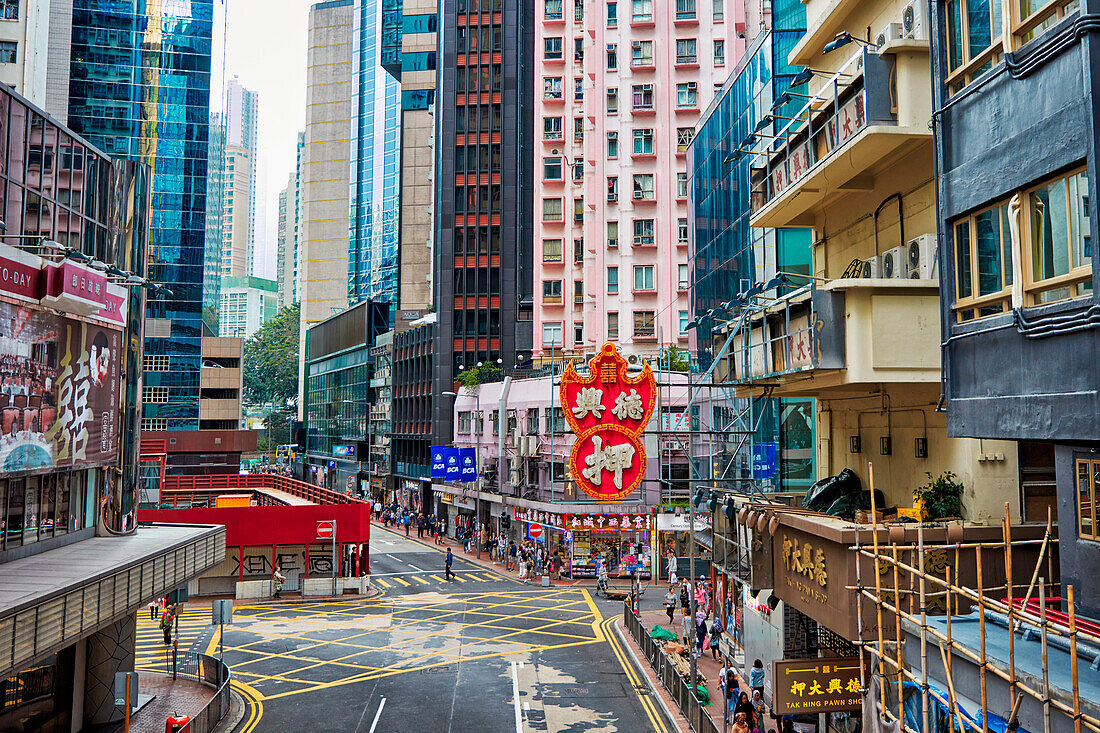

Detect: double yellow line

[601,615,670,733]
[203,621,265,732]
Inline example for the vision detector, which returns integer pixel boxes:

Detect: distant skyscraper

[220,143,253,276]
[226,77,258,275]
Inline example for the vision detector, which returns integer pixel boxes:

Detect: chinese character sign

[771,658,864,714]
[561,343,656,501]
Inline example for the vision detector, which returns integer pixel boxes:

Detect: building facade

[226,77,258,275]
[432,0,536,446]
[532,0,741,362]
[220,143,253,276]
[277,132,305,309]
[0,84,224,730]
[218,276,278,340]
[391,318,434,486]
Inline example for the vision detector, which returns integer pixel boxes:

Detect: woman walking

[664,587,677,624]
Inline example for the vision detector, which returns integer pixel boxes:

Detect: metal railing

[161,474,368,506]
[148,652,231,733]
[623,603,721,733]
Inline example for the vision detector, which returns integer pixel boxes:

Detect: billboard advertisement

[0,301,122,473]
[444,447,460,480]
[459,447,477,482]
[430,445,446,478]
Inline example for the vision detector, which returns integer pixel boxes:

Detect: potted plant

[913,471,965,520]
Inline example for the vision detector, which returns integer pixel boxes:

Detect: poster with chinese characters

[771,658,864,714]
[560,343,655,501]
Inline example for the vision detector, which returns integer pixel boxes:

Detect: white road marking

[386,554,401,562]
[523,702,530,711]
[511,661,523,733]
[368,697,387,733]
[407,564,423,571]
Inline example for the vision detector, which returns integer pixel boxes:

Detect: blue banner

[444,447,461,480]
[459,447,477,481]
[430,445,446,478]
[752,442,778,479]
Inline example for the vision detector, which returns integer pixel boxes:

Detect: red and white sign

[94,283,129,327]
[0,243,43,303]
[316,520,336,540]
[42,260,108,316]
[528,523,544,539]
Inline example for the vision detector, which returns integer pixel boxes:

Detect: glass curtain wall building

[350,0,402,310]
[68,0,220,432]
[688,8,814,491]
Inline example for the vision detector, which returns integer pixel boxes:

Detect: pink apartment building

[533,0,746,362]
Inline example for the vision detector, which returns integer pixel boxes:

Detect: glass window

[632,174,655,199]
[545,37,563,60]
[608,221,619,247]
[1078,458,1100,541]
[575,37,585,63]
[607,131,619,158]
[543,77,563,99]
[574,280,585,304]
[608,312,619,339]
[634,265,655,290]
[574,117,584,142]
[607,44,617,70]
[714,39,725,65]
[631,40,654,66]
[678,218,689,243]
[23,476,38,545]
[679,310,691,332]
[543,238,563,262]
[677,82,699,107]
[527,410,540,434]
[574,198,584,222]
[632,84,653,109]
[632,128,654,154]
[634,310,656,337]
[543,322,563,346]
[545,0,563,19]
[574,77,584,101]
[607,176,618,201]
[5,478,22,549]
[55,473,70,536]
[713,0,724,20]
[543,197,563,221]
[633,218,655,244]
[1028,169,1090,303]
[607,1,617,25]
[0,41,15,64]
[679,263,690,289]
[543,280,563,301]
[458,411,472,434]
[632,0,653,21]
[543,116,563,139]
[543,156,563,180]
[608,266,619,294]
[607,88,619,114]
[677,172,688,198]
[676,0,697,18]
[675,39,697,64]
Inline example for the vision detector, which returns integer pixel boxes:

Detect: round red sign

[529,523,543,539]
[316,521,335,540]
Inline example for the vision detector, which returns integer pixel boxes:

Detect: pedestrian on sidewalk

[149,599,158,621]
[160,605,175,645]
[508,540,517,571]
[710,615,724,660]
[403,513,411,536]
[748,658,765,699]
[272,564,286,600]
[694,608,707,658]
[679,581,691,620]
[751,689,767,727]
[719,659,737,715]
[734,692,756,729]
[446,548,455,580]
[666,552,677,585]
[663,588,676,624]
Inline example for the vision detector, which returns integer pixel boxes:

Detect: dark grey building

[431,0,535,445]
[934,0,1100,611]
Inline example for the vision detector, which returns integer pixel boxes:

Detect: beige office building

[220,143,252,276]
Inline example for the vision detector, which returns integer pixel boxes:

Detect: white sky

[221,0,312,280]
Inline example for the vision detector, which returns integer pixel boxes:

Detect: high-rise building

[533,0,740,361]
[226,77,258,275]
[0,0,64,114]
[219,276,279,339]
[349,0,401,307]
[277,132,305,309]
[432,0,535,444]
[68,0,255,467]
[220,143,253,275]
[298,0,354,414]
[277,184,290,301]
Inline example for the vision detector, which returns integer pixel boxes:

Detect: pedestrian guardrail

[623,603,721,733]
[164,652,232,733]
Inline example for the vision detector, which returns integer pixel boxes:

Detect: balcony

[749,48,932,229]
[722,279,940,394]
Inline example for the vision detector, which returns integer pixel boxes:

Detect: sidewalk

[129,673,216,733]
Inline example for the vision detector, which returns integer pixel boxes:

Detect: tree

[660,345,691,372]
[243,302,300,409]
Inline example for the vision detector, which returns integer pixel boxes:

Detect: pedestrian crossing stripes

[371,571,504,588]
[134,607,212,670]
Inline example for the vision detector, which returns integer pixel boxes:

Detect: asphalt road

[137,525,671,733]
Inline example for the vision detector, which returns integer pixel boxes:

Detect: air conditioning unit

[875,22,904,47]
[626,353,644,373]
[525,435,540,457]
[882,246,907,279]
[608,238,618,248]
[860,255,882,278]
[902,0,929,39]
[906,233,938,279]
[632,191,646,200]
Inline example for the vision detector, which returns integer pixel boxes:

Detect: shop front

[513,506,569,568]
[654,512,712,583]
[563,512,653,579]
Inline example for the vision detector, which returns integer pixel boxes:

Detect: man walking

[445,548,456,581]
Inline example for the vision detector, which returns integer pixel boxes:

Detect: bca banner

[444,447,461,480]
[459,447,477,481]
[430,445,446,478]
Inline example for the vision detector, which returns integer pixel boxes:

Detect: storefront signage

[514,507,560,527]
[566,513,652,532]
[771,658,863,714]
[42,260,109,316]
[752,442,778,479]
[332,445,355,459]
[0,301,122,473]
[655,513,710,532]
[0,243,130,325]
[430,445,446,478]
[0,244,43,303]
[444,447,461,480]
[459,447,477,481]
[560,343,655,501]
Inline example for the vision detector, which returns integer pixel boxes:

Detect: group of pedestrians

[376,503,447,543]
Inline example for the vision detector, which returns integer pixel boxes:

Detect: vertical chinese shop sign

[560,343,656,501]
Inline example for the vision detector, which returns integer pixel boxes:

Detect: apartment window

[1077,458,1100,541]
[678,263,690,289]
[544,77,563,99]
[632,174,655,200]
[634,310,656,337]
[633,218,655,245]
[572,161,584,183]
[574,117,584,142]
[573,323,584,344]
[543,197,564,221]
[608,312,620,339]
[607,88,619,114]
[574,198,585,222]
[631,40,654,67]
[608,221,619,248]
[458,411,473,434]
[713,0,724,20]
[679,310,691,333]
[527,410,540,434]
[144,355,171,372]
[141,418,167,432]
[632,84,654,109]
[632,128,654,154]
[490,410,500,436]
[953,202,1013,320]
[608,266,619,294]
[677,172,688,198]
[675,39,697,64]
[544,0,563,19]
[543,279,563,302]
[543,156,564,180]
[1016,0,1078,45]
[543,238,564,262]
[945,0,1004,92]
[632,0,653,21]
[714,39,726,65]
[676,0,696,18]
[574,280,585,304]
[543,322,563,346]
[678,218,689,244]
[544,116,563,140]
[607,1,617,26]
[545,37,564,60]
[634,264,655,290]
[677,127,695,152]
[575,37,585,63]
[607,131,619,158]
[471,411,483,434]
[607,43,618,70]
[0,1,18,20]
[574,238,585,262]
[0,42,15,64]
[574,77,584,101]
[143,386,169,403]
[575,1,584,20]
[607,176,619,202]
[677,82,699,107]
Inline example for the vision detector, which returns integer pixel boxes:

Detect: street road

[136,525,669,732]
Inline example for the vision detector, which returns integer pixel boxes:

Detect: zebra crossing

[134,606,213,671]
[370,570,507,588]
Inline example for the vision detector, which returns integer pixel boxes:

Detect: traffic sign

[529,523,543,539]
[316,520,336,540]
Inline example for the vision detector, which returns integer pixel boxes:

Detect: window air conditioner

[882,246,906,279]
[902,0,929,39]
[876,22,904,47]
[906,233,938,279]
[860,255,882,278]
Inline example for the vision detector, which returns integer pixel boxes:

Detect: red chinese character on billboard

[560,343,656,501]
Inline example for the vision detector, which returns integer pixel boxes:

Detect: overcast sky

[221,0,312,280]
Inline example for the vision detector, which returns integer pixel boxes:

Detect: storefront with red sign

[565,512,653,579]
